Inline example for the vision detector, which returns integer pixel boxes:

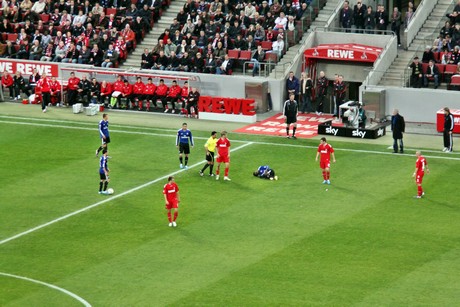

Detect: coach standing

[391,108,405,153]
[443,107,454,152]
[37,73,51,113]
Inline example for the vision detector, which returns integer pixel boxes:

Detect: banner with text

[0,59,59,76]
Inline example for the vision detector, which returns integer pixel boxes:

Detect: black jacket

[391,113,405,139]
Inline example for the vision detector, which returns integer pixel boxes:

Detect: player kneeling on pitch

[253,165,278,180]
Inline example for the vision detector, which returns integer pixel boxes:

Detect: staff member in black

[443,107,454,152]
[391,108,405,153]
[283,93,299,139]
[315,71,328,115]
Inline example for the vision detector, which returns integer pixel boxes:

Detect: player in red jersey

[50,76,62,106]
[131,76,145,110]
[315,137,336,184]
[163,176,181,227]
[215,131,231,181]
[142,77,157,111]
[413,151,429,198]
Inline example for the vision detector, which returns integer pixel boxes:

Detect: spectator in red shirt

[1,71,14,99]
[66,71,80,106]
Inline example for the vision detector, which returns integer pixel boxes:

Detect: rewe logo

[377,128,384,136]
[327,49,355,59]
[325,126,338,135]
[352,129,366,138]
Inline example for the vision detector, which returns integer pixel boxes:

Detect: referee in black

[443,107,454,152]
[283,93,299,139]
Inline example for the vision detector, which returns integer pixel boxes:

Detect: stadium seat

[227,49,239,60]
[7,33,18,42]
[41,14,50,23]
[106,8,117,15]
[260,40,272,51]
[264,52,278,63]
[449,74,460,90]
[444,64,457,82]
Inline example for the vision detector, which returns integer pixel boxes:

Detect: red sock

[327,171,330,180]
[322,171,326,180]
[167,212,172,222]
[173,211,178,221]
[225,167,229,176]
[216,168,220,175]
[418,186,423,196]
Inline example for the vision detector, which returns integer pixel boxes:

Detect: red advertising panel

[304,44,383,63]
[0,59,59,76]
[198,96,256,116]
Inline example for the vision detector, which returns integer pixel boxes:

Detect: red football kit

[100,83,112,96]
[112,80,124,93]
[415,155,427,184]
[1,74,14,87]
[143,83,156,95]
[37,77,51,93]
[122,83,132,96]
[50,80,61,93]
[317,143,334,169]
[163,182,179,210]
[216,137,231,163]
[167,85,181,98]
[67,76,80,90]
[155,84,169,97]
[133,81,145,95]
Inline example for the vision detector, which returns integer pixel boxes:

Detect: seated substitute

[253,165,278,180]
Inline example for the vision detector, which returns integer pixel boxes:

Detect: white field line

[0,114,178,132]
[0,272,92,307]
[1,118,459,160]
[0,142,253,246]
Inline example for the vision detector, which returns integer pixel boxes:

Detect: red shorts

[320,159,330,169]
[416,171,424,184]
[216,155,230,163]
[165,200,179,210]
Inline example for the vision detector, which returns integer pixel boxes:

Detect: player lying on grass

[253,165,278,180]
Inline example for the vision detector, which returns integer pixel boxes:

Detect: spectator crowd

[0,0,161,67]
[139,0,312,75]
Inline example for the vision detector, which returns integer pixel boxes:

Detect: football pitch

[1,113,460,306]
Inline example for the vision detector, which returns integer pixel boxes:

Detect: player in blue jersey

[176,122,194,169]
[96,113,110,157]
[99,149,110,194]
[253,165,278,180]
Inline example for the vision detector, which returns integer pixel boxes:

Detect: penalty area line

[0,142,253,247]
[0,272,92,307]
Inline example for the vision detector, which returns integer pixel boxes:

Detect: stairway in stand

[379,0,452,87]
[120,0,186,69]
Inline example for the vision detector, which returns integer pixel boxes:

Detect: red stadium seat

[106,8,117,16]
[239,50,251,61]
[41,14,50,23]
[7,33,18,42]
[227,49,239,59]
[264,52,278,63]
[260,40,272,51]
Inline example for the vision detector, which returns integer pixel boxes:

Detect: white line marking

[1,118,459,160]
[0,143,253,246]
[0,272,92,307]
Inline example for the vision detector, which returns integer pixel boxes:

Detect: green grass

[1,115,460,306]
